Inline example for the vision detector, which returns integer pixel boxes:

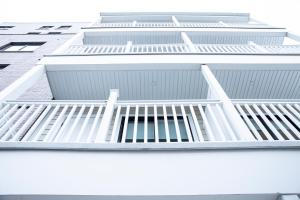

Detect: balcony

[1,64,300,147]
[50,30,300,56]
[87,12,276,29]
[1,62,300,198]
[62,43,300,55]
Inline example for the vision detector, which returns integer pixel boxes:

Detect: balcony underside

[45,64,300,100]
[82,31,285,45]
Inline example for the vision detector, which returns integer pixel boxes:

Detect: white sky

[1,0,300,32]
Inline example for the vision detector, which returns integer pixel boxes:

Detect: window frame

[37,26,54,30]
[0,64,9,69]
[56,25,72,30]
[0,26,14,30]
[0,42,45,52]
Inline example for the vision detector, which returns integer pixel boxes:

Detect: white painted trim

[181,32,197,52]
[201,64,255,141]
[95,89,119,143]
[171,16,180,26]
[1,140,300,150]
[40,55,300,66]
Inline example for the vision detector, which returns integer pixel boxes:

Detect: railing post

[125,41,133,53]
[218,21,228,27]
[248,41,270,53]
[201,64,255,141]
[95,89,119,143]
[172,16,180,26]
[181,32,197,53]
[132,21,137,27]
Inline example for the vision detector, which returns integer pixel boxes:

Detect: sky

[0,0,300,32]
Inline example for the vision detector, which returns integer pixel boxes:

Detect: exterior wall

[0,22,88,100]
[0,149,299,196]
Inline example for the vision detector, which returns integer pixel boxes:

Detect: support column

[172,16,180,26]
[0,65,45,101]
[132,20,137,27]
[287,32,300,43]
[248,41,270,53]
[201,64,255,141]
[181,32,197,52]
[218,21,228,27]
[125,41,133,53]
[95,89,119,143]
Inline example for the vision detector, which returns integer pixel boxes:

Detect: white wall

[0,149,300,196]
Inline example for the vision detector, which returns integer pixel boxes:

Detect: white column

[248,41,269,53]
[280,195,300,200]
[125,41,132,53]
[95,89,119,143]
[0,65,45,101]
[132,21,137,27]
[287,32,300,43]
[181,32,197,52]
[172,16,180,26]
[218,21,228,27]
[201,64,255,141]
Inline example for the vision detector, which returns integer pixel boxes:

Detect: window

[0,26,14,30]
[27,32,41,35]
[0,42,45,52]
[0,64,9,69]
[37,26,53,30]
[117,116,194,143]
[47,32,62,35]
[56,25,71,30]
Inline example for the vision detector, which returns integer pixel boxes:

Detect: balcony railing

[234,101,300,141]
[0,100,299,145]
[60,44,300,55]
[0,100,238,143]
[89,22,273,29]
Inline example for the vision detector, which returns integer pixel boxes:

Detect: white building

[0,12,300,200]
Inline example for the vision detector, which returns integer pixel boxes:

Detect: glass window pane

[126,118,134,142]
[158,118,166,141]
[168,119,178,141]
[4,45,24,51]
[136,118,144,142]
[20,45,40,51]
[178,119,188,141]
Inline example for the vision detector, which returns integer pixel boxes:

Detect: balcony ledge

[1,141,300,151]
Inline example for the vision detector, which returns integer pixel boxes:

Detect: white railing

[0,100,243,143]
[90,22,271,28]
[61,44,300,55]
[234,101,300,141]
[63,44,192,55]
[194,44,262,54]
[0,100,299,145]
[261,45,300,54]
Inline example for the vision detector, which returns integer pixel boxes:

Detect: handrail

[60,44,300,55]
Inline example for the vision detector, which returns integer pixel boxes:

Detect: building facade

[0,12,300,200]
[0,22,89,99]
